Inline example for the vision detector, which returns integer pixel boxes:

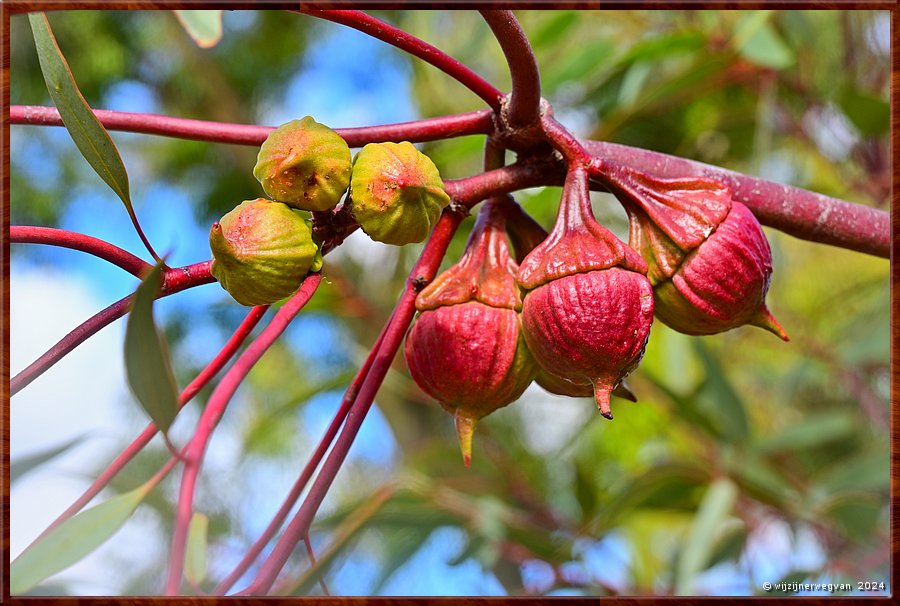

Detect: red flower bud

[405,200,535,466]
[517,168,654,418]
[602,164,788,340]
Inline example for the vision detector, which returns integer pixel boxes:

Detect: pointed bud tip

[454,411,478,469]
[753,306,789,342]
[593,381,614,419]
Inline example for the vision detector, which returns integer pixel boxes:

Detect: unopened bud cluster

[405,164,787,467]
[210,117,451,305]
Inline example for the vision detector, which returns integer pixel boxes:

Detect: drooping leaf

[28,13,134,217]
[173,11,224,49]
[675,477,738,594]
[11,482,151,594]
[184,513,209,586]
[124,263,180,435]
[10,435,85,485]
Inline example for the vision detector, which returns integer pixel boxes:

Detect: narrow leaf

[184,513,209,586]
[675,478,738,595]
[28,13,133,213]
[124,264,180,434]
[10,435,85,485]
[11,483,150,594]
[174,11,224,49]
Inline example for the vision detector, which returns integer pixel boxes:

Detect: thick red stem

[480,10,541,127]
[299,9,503,111]
[10,225,151,277]
[10,105,493,147]
[10,261,214,396]
[213,312,393,595]
[164,273,321,595]
[239,211,463,596]
[586,141,890,258]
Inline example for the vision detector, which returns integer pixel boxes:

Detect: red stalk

[164,273,322,595]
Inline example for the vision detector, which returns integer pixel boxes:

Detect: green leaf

[173,11,224,49]
[837,87,889,138]
[124,263,180,435]
[10,435,85,485]
[734,13,795,70]
[28,13,134,215]
[184,513,209,586]
[675,478,738,594]
[754,411,857,455]
[820,493,882,540]
[597,462,709,530]
[693,340,749,443]
[11,482,151,594]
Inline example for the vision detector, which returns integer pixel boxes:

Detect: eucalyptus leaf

[173,11,224,49]
[11,483,150,594]
[124,263,180,435]
[28,13,134,217]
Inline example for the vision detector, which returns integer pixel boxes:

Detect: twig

[299,9,503,111]
[213,314,392,595]
[10,261,214,396]
[238,211,463,595]
[164,273,322,595]
[480,10,542,127]
[10,226,152,277]
[10,105,494,147]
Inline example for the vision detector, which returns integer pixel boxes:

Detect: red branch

[164,273,322,595]
[585,141,890,258]
[480,10,542,127]
[9,261,214,396]
[10,225,151,277]
[213,311,393,595]
[299,9,503,111]
[10,105,494,147]
[26,306,267,544]
[240,211,464,596]
[10,107,887,257]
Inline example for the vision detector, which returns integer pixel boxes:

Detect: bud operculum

[253,117,351,212]
[350,142,451,246]
[209,198,322,306]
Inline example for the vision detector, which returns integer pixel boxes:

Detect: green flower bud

[253,117,351,211]
[349,141,451,245]
[210,198,323,306]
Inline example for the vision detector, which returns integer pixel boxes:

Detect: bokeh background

[8,10,890,596]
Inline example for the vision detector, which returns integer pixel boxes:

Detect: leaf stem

[164,273,322,595]
[10,225,151,277]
